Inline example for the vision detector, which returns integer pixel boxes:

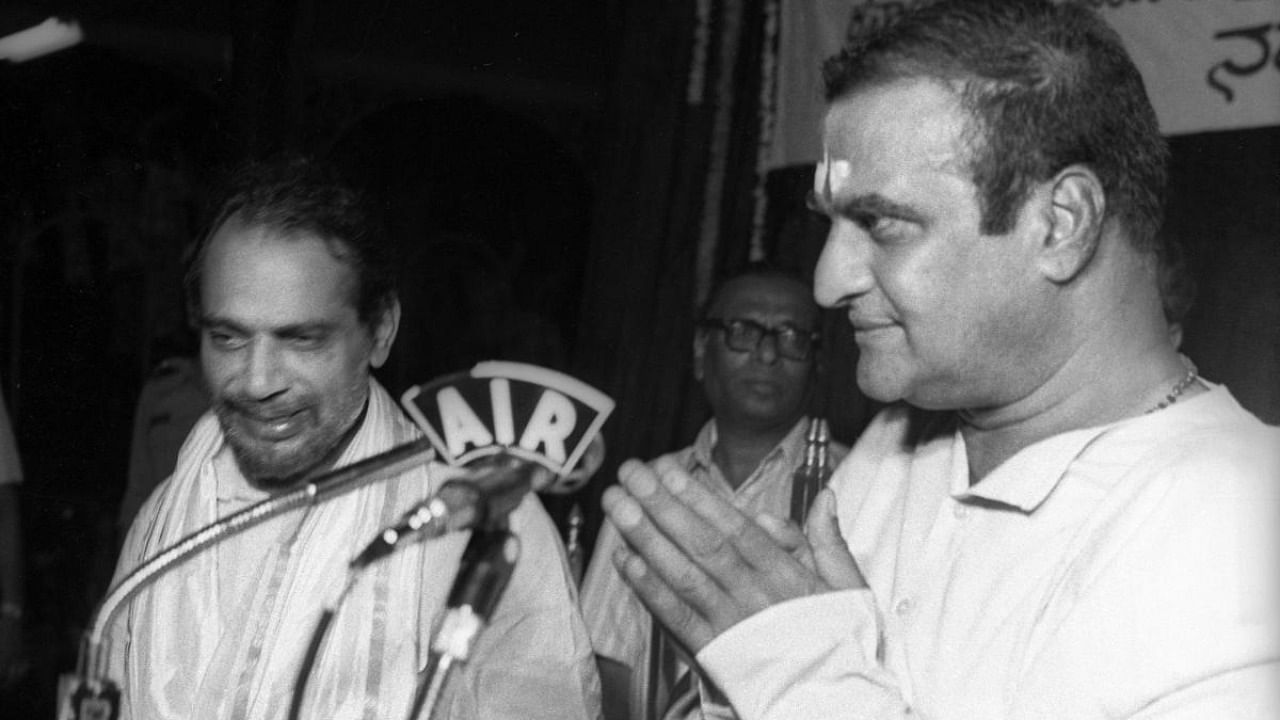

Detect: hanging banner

[770,0,1280,169]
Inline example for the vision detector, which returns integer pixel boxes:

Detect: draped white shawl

[109,378,600,720]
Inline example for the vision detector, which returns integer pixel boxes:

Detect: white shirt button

[895,598,914,616]
[953,503,969,519]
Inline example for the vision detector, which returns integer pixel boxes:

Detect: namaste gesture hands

[602,456,867,654]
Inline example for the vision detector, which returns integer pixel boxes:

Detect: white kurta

[698,386,1279,719]
[110,378,600,720]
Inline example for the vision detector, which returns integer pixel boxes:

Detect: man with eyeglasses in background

[580,263,847,720]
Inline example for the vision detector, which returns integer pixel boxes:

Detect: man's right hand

[603,458,867,656]
[755,489,867,590]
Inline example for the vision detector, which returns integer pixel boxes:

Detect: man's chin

[736,404,806,432]
[227,442,320,490]
[857,384,903,405]
[855,361,912,404]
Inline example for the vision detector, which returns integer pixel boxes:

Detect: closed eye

[205,329,246,351]
[282,331,328,350]
[275,322,338,350]
[833,193,922,230]
[853,211,915,243]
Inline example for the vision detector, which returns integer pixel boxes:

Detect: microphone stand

[287,453,532,720]
[67,437,436,720]
[408,525,520,720]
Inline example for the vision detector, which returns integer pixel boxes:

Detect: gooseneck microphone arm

[350,453,540,570]
[79,437,436,684]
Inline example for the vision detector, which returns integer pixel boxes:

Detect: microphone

[351,427,605,571]
[404,527,520,720]
[350,453,542,569]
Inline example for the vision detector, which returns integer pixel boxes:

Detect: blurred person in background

[117,343,210,538]
[581,264,846,720]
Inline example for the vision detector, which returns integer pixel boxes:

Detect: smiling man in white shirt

[599,1,1279,718]
[110,158,600,720]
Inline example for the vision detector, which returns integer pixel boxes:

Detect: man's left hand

[603,456,866,654]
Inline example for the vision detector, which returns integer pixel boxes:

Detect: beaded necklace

[1145,365,1200,414]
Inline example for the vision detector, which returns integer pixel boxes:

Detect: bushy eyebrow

[198,315,338,338]
[722,317,819,335]
[807,189,922,224]
[274,322,337,339]
[197,314,246,333]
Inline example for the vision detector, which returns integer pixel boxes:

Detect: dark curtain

[1170,127,1280,424]
[572,0,754,553]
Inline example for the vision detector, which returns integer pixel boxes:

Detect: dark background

[1,1,1276,715]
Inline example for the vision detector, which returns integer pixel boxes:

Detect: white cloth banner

[771,0,1280,169]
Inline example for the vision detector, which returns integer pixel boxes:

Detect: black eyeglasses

[699,318,820,361]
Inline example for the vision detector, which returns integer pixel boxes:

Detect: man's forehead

[208,219,357,281]
[816,78,972,201]
[202,220,362,319]
[713,275,818,324]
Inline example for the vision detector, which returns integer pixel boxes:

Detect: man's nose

[814,221,874,308]
[242,339,287,400]
[751,332,781,365]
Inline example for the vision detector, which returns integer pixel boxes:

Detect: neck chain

[1145,364,1199,414]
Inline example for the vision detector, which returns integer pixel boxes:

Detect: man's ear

[692,329,707,382]
[369,298,401,369]
[1036,164,1106,283]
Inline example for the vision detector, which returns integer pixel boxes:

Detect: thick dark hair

[184,156,397,327]
[823,0,1168,252]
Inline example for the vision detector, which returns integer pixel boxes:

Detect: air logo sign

[401,361,614,476]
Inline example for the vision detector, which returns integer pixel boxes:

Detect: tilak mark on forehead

[814,149,853,202]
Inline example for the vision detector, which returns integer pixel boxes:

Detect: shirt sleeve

[579,515,655,720]
[697,589,912,720]
[443,492,602,720]
[579,517,649,665]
